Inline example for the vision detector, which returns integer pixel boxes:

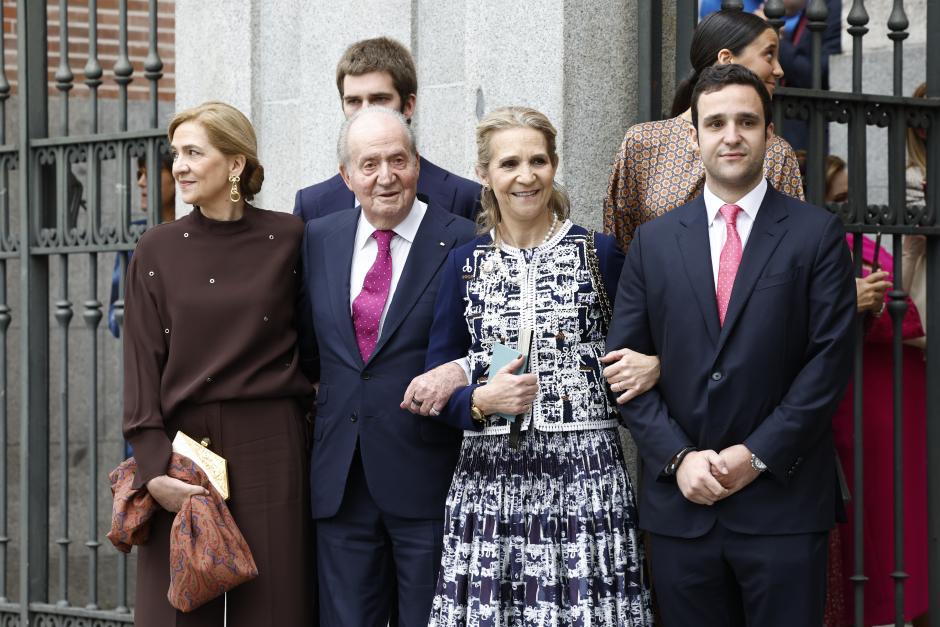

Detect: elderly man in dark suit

[606,63,856,626]
[297,106,475,627]
[294,36,481,223]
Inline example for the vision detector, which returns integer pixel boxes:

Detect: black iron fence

[0,1,171,625]
[0,1,936,626]
[642,1,938,626]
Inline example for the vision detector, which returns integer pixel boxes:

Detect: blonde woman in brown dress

[604,9,804,253]
[123,102,314,626]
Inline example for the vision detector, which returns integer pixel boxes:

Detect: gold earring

[229,175,241,203]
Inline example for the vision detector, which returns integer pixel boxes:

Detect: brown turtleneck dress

[123,204,314,627]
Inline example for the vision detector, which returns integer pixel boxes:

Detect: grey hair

[336,107,417,167]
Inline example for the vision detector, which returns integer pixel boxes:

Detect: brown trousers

[134,398,314,627]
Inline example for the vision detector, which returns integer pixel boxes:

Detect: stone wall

[175,0,642,228]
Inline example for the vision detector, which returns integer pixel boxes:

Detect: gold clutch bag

[171,431,230,500]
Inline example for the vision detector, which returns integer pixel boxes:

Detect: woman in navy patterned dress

[421,107,654,626]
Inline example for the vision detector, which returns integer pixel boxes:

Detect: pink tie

[352,230,394,360]
[716,204,743,326]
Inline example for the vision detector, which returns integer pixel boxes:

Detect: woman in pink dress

[832,233,928,626]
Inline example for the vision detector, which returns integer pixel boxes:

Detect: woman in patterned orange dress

[604,9,804,253]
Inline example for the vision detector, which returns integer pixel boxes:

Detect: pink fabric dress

[832,234,927,625]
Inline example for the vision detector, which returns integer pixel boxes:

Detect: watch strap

[665,446,697,476]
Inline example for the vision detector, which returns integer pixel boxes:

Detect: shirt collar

[355,197,427,251]
[704,177,768,226]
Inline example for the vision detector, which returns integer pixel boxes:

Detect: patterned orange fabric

[108,453,258,612]
[603,116,805,252]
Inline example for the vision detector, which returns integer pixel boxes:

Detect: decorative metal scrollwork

[864,102,890,128]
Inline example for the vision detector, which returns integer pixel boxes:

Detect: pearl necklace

[484,213,560,285]
[499,212,559,250]
[540,212,559,246]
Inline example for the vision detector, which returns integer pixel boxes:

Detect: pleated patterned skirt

[428,427,653,627]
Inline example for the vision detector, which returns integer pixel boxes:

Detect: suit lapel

[323,210,364,368]
[715,187,789,354]
[327,174,357,212]
[416,156,457,211]
[676,197,721,347]
[368,205,455,363]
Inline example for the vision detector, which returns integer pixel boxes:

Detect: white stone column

[176,1,641,225]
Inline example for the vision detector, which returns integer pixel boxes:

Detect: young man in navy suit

[606,64,856,626]
[297,106,475,626]
[293,37,481,223]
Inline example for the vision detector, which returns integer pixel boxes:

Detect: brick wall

[1,0,174,101]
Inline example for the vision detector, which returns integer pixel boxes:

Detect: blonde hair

[475,106,570,235]
[168,101,264,201]
[825,154,846,190]
[907,82,927,176]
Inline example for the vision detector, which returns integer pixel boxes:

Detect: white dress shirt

[350,198,428,339]
[704,177,768,288]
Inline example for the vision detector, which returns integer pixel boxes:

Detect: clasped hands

[676,444,760,506]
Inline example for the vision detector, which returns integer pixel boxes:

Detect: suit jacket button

[361,371,371,380]
[711,371,723,381]
[350,413,358,422]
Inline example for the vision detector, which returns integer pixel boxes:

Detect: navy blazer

[778,0,842,151]
[297,203,477,520]
[607,184,855,539]
[293,156,482,223]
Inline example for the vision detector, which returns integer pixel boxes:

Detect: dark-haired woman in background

[604,8,804,253]
[123,101,314,626]
[109,152,177,339]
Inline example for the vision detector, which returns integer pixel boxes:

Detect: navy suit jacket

[607,184,855,539]
[778,0,842,151]
[297,203,477,520]
[293,156,481,223]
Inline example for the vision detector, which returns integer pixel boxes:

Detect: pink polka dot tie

[716,203,743,327]
[352,230,394,360]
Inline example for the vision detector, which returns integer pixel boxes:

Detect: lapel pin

[439,241,446,246]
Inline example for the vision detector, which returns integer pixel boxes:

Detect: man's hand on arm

[676,450,729,506]
[601,348,661,404]
[401,362,468,416]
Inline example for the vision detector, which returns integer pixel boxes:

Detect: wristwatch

[750,453,767,473]
[470,388,487,425]
[665,446,697,476]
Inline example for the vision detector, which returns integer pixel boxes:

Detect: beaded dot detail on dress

[269,234,274,240]
[209,278,215,284]
[183,232,189,238]
[148,271,154,277]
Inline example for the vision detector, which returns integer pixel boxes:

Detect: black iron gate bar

[0,0,936,626]
[2,0,167,624]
